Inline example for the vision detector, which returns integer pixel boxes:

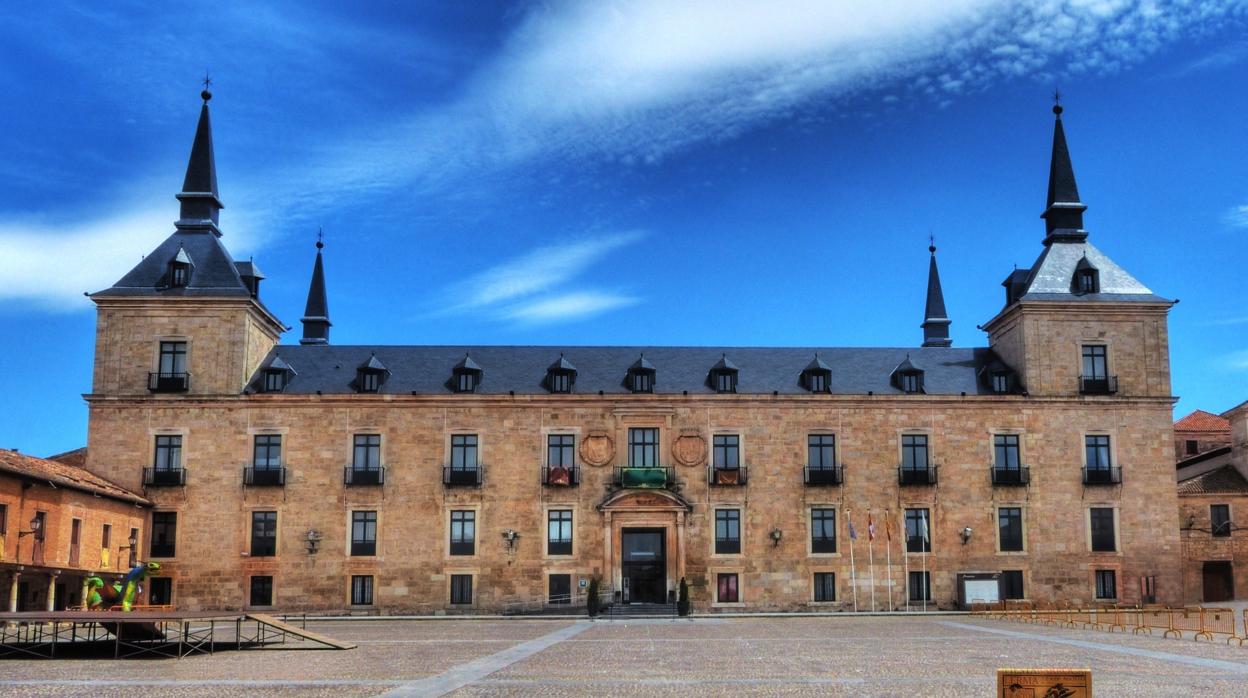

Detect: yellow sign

[997,668,1092,697]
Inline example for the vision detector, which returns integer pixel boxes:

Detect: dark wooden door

[622,529,666,603]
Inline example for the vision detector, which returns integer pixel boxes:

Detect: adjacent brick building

[1178,402,1248,603]
[79,93,1182,613]
[1174,409,1232,462]
[1,449,150,612]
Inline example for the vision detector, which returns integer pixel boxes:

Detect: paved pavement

[3,614,1248,696]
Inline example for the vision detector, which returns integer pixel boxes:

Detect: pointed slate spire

[1041,99,1088,244]
[300,236,331,345]
[921,242,952,348]
[175,84,225,233]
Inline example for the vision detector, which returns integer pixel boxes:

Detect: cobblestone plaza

[3,614,1248,696]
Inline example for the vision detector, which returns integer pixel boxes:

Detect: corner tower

[88,87,285,397]
[982,104,1174,398]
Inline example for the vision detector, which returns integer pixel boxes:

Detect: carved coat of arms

[671,432,707,467]
[579,432,614,467]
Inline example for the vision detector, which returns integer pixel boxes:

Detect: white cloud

[502,291,640,325]
[1225,349,1248,371]
[1226,203,1248,229]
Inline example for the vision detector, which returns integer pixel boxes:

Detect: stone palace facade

[81,91,1180,613]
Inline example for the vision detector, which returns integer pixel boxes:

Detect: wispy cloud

[436,230,646,325]
[1168,39,1248,77]
[1224,349,1248,371]
[1225,203,1248,229]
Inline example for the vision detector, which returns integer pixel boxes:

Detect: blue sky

[1,1,1246,457]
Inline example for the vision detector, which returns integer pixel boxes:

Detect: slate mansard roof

[248,345,1007,396]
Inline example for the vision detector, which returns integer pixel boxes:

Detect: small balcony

[804,465,844,486]
[1082,466,1122,485]
[991,466,1030,486]
[444,466,483,487]
[1078,375,1118,395]
[898,466,938,486]
[148,372,190,393]
[143,467,186,487]
[708,465,748,486]
[244,466,286,487]
[542,464,580,487]
[344,466,385,486]
[614,466,675,489]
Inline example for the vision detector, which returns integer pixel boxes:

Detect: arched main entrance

[598,489,691,605]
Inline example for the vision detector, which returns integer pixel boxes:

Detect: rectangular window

[548,574,572,604]
[153,435,182,471]
[351,511,377,556]
[457,371,475,392]
[808,434,836,469]
[998,508,1023,552]
[359,371,380,392]
[717,573,739,603]
[905,508,931,553]
[253,435,282,469]
[715,509,741,554]
[999,570,1024,600]
[34,511,46,541]
[993,434,1020,469]
[1185,439,1199,455]
[900,372,920,393]
[450,434,478,470]
[1089,508,1116,552]
[712,435,740,469]
[1095,569,1117,600]
[991,372,1010,393]
[547,510,573,555]
[69,519,81,565]
[1085,435,1112,470]
[250,511,277,557]
[148,577,173,606]
[1082,344,1108,379]
[150,512,177,557]
[249,576,273,607]
[901,434,929,469]
[1211,504,1232,538]
[0,503,6,535]
[811,508,837,554]
[352,434,381,470]
[450,574,473,605]
[908,571,931,602]
[547,434,575,467]
[628,428,659,467]
[158,341,188,375]
[263,370,285,392]
[450,511,475,556]
[128,527,138,567]
[101,523,111,551]
[813,572,836,602]
[351,575,374,605]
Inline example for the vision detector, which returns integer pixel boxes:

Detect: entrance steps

[602,602,678,619]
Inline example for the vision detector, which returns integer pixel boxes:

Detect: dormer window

[262,369,286,392]
[709,355,738,394]
[991,371,1010,394]
[356,354,388,394]
[891,356,923,394]
[802,355,832,393]
[452,354,483,394]
[545,355,577,394]
[168,246,193,288]
[626,355,656,394]
[1073,256,1099,294]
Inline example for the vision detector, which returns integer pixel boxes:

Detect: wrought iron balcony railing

[613,466,675,489]
[542,464,580,487]
[148,372,191,392]
[1078,375,1118,395]
[804,465,844,486]
[1082,466,1122,485]
[708,465,748,486]
[244,466,286,487]
[143,467,186,487]
[344,466,385,486]
[898,465,938,486]
[991,466,1030,486]
[444,466,483,487]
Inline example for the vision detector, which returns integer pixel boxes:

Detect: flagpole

[868,511,876,613]
[847,509,858,612]
[922,510,929,613]
[903,510,911,612]
[885,509,894,612]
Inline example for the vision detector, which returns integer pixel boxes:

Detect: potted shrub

[587,577,600,618]
[677,577,690,616]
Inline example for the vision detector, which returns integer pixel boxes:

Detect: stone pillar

[603,512,615,595]
[7,572,18,613]
[676,511,686,586]
[45,573,57,612]
[80,576,90,610]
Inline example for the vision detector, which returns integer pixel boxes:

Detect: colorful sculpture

[119,561,161,611]
[85,576,106,610]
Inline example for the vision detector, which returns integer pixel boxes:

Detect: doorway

[1202,561,1235,602]
[622,528,666,604]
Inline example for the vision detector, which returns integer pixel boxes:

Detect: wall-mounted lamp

[305,529,323,555]
[18,516,42,538]
[501,529,520,550]
[769,528,783,547]
[960,526,973,545]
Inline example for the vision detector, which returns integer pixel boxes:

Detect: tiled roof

[248,345,1009,396]
[46,446,87,469]
[1178,465,1248,496]
[0,450,150,506]
[1174,409,1231,433]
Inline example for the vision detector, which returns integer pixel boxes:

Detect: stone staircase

[601,602,679,619]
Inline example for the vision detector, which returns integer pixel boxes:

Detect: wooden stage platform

[0,610,355,659]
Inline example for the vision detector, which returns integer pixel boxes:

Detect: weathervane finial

[928,232,936,254]
[201,71,213,103]
[1052,88,1063,117]
[316,227,324,250]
